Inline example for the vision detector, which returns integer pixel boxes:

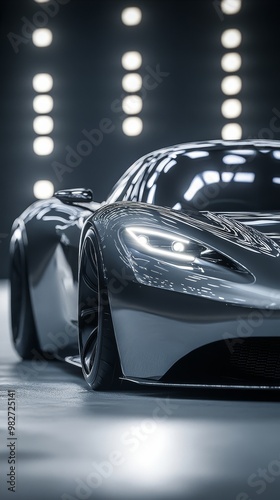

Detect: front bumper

[109,282,280,380]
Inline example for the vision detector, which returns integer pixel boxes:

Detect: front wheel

[78,227,120,390]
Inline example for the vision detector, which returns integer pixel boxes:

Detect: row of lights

[30,1,244,198]
[32,0,55,199]
[121,7,143,136]
[32,72,54,155]
[32,5,145,199]
[220,0,243,140]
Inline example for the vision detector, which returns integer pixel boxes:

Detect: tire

[78,227,120,390]
[10,228,42,359]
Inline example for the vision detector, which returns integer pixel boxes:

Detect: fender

[13,199,93,354]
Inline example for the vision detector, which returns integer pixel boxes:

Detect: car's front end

[91,201,280,388]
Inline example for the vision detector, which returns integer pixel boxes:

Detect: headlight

[126,226,197,263]
[124,226,249,272]
[121,225,253,299]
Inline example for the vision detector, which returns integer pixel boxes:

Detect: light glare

[33,95,53,114]
[222,172,234,182]
[122,73,142,92]
[33,73,53,92]
[122,51,142,70]
[122,95,143,114]
[32,29,53,47]
[121,7,142,26]
[185,151,209,159]
[223,154,246,165]
[234,172,255,183]
[33,136,54,156]
[138,235,149,245]
[33,180,54,199]
[173,203,182,210]
[33,116,54,135]
[172,241,185,253]
[203,171,220,185]
[122,117,143,136]
[184,176,204,201]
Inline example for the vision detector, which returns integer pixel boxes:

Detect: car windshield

[108,145,280,212]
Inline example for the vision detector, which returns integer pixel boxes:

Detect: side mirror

[54,188,93,204]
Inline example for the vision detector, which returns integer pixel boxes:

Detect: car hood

[218,211,280,244]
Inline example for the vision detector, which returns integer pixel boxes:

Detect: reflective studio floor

[1,281,280,500]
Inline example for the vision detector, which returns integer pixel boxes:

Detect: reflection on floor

[1,281,280,500]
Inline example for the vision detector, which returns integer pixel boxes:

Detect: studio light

[122,51,142,71]
[32,29,53,47]
[220,2,243,149]
[221,99,242,118]
[122,95,143,114]
[32,73,53,93]
[221,0,242,15]
[221,52,242,72]
[122,117,143,136]
[33,95,54,114]
[221,29,242,49]
[121,7,142,26]
[33,116,54,135]
[221,75,242,95]
[122,73,142,92]
[221,123,242,140]
[33,180,54,199]
[33,136,54,156]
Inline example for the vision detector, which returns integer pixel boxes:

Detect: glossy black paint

[55,188,94,204]
[10,140,280,387]
[12,200,95,356]
[107,140,280,211]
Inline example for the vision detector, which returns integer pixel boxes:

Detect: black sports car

[10,140,280,390]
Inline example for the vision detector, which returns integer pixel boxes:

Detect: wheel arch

[11,200,91,356]
[78,219,122,389]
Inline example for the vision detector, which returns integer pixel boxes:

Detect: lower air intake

[162,337,280,386]
[230,338,280,380]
